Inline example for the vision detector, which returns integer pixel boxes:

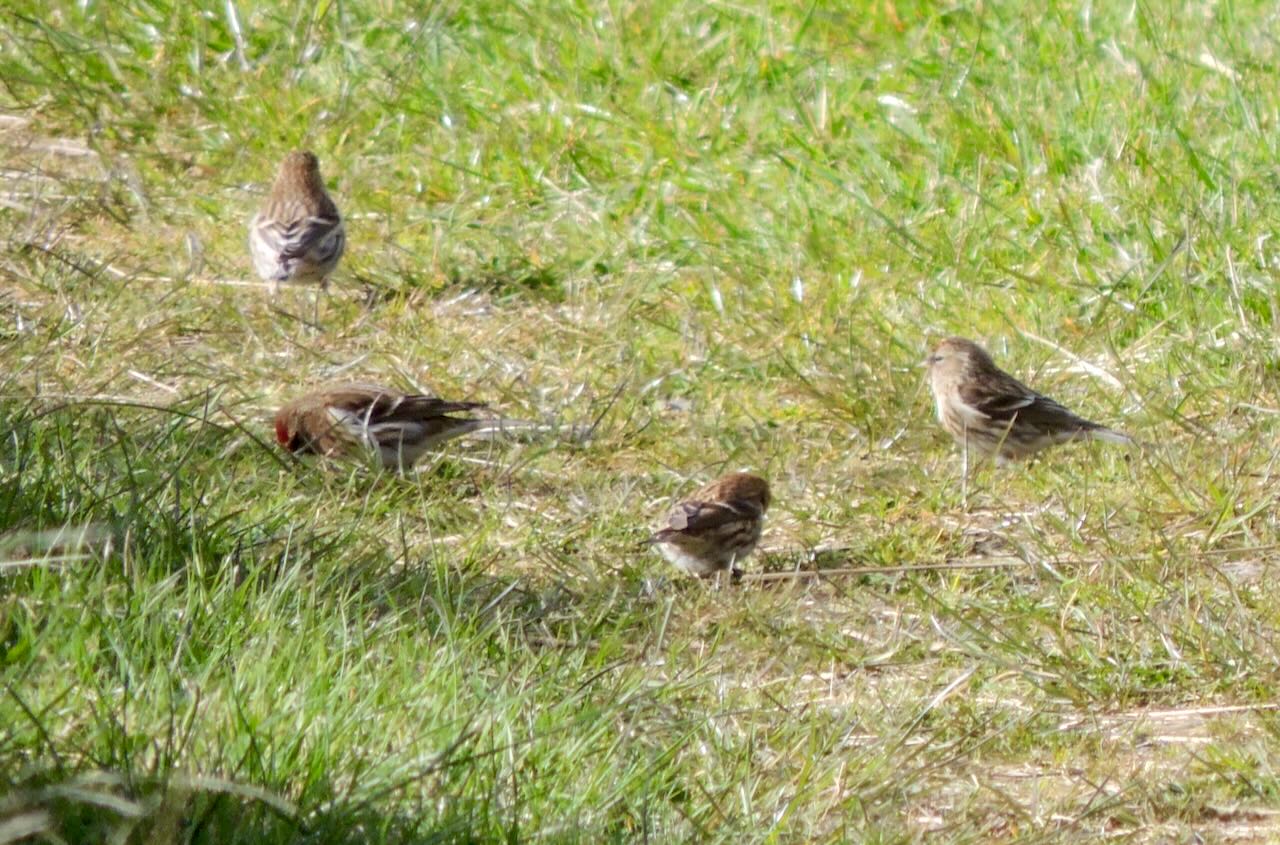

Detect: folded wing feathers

[967,379,1131,443]
[279,214,343,261]
[654,498,758,541]
[250,207,343,283]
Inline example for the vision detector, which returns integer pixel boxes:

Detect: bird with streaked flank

[649,472,771,579]
[274,382,494,471]
[249,150,345,295]
[925,336,1132,466]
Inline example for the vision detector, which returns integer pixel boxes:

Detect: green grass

[4,0,1280,841]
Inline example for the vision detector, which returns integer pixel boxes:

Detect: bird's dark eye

[928,355,943,364]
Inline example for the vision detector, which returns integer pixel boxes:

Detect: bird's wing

[326,405,406,452]
[376,394,487,423]
[964,377,1096,432]
[251,207,340,256]
[655,498,761,539]
[1011,394,1100,432]
[960,375,1038,423]
[278,214,343,261]
[325,392,485,451]
[320,386,479,421]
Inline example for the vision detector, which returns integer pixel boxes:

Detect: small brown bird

[249,151,345,294]
[274,382,491,470]
[649,472,771,578]
[925,337,1132,465]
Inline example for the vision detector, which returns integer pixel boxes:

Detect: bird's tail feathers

[466,418,594,445]
[1087,426,1134,447]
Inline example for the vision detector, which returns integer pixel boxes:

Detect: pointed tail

[1087,426,1134,447]
[467,418,595,445]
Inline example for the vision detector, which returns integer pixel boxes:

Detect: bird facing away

[925,337,1132,464]
[249,150,345,294]
[650,472,772,578]
[274,382,490,470]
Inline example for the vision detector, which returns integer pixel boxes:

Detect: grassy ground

[4,0,1280,841]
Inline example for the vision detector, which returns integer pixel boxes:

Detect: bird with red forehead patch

[649,472,772,579]
[249,150,345,294]
[274,382,492,471]
[925,336,1132,465]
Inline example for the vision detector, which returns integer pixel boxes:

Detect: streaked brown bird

[249,150,345,294]
[925,336,1132,465]
[649,472,771,578]
[274,382,491,470]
